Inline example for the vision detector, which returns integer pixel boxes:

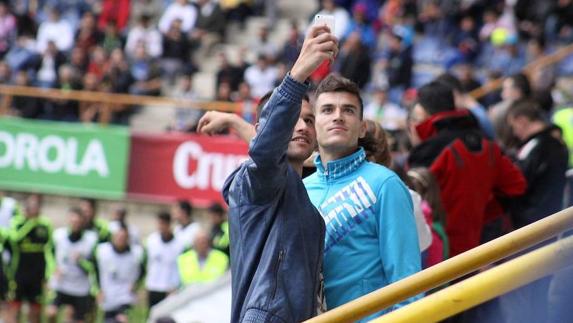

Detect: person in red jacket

[408,80,526,257]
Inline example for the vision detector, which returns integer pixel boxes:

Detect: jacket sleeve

[377,176,423,309]
[245,75,308,198]
[493,144,527,197]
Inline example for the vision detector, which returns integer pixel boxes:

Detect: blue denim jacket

[223,76,325,323]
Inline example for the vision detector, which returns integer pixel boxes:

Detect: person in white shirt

[145,212,185,309]
[36,8,73,53]
[108,207,140,246]
[93,224,145,323]
[47,208,98,323]
[244,54,278,98]
[0,193,20,229]
[126,14,163,58]
[158,0,198,34]
[173,200,200,250]
[364,87,407,131]
[315,0,350,40]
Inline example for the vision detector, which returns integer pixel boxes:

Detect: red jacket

[409,110,526,256]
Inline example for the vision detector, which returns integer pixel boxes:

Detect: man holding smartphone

[219,25,338,322]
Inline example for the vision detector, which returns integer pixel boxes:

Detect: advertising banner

[0,118,130,199]
[128,132,248,206]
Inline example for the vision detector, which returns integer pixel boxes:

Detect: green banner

[0,118,129,199]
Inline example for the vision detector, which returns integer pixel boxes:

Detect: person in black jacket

[506,100,568,228]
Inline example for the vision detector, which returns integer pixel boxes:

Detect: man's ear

[254,122,260,132]
[359,120,367,139]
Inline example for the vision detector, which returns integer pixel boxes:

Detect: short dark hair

[177,200,193,218]
[69,207,84,218]
[256,90,311,123]
[417,80,455,115]
[207,202,225,215]
[157,211,172,224]
[79,198,96,210]
[508,73,531,98]
[435,73,463,93]
[315,74,364,119]
[507,99,545,122]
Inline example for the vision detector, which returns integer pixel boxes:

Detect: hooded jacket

[409,110,526,256]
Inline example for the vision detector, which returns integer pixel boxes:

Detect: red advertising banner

[127,132,248,206]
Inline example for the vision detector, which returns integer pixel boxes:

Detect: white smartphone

[313,14,335,35]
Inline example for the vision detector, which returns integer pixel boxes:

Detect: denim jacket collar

[314,147,366,181]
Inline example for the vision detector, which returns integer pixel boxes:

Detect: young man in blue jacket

[217,25,338,323]
[303,74,422,321]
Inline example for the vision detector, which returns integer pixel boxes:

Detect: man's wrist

[290,66,308,84]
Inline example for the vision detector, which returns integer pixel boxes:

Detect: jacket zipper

[272,249,284,300]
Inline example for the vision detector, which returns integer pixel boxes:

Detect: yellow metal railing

[372,235,573,323]
[306,207,573,323]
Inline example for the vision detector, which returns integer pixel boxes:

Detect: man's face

[158,219,171,235]
[112,230,129,249]
[315,92,365,155]
[502,78,519,102]
[70,212,83,232]
[287,101,317,162]
[507,115,528,141]
[79,201,94,222]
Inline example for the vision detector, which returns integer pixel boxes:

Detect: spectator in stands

[234,81,257,124]
[304,74,421,319]
[501,101,568,323]
[546,0,573,43]
[507,101,568,228]
[129,44,162,96]
[79,197,110,243]
[489,73,532,151]
[42,64,81,121]
[5,194,53,323]
[79,72,103,122]
[47,208,98,323]
[216,26,336,322]
[109,207,140,245]
[435,73,495,139]
[379,30,413,104]
[126,14,163,59]
[364,86,407,132]
[161,19,192,83]
[101,23,124,54]
[159,0,198,34]
[0,59,10,83]
[207,202,229,257]
[177,230,228,285]
[172,200,200,250]
[449,15,480,67]
[36,7,73,53]
[190,0,226,58]
[98,0,131,32]
[93,224,145,323]
[216,81,233,102]
[4,35,36,72]
[244,54,278,98]
[0,3,16,58]
[106,48,133,94]
[456,63,481,93]
[280,21,302,68]
[220,0,252,25]
[131,0,163,26]
[171,74,203,132]
[74,12,102,54]
[407,168,448,268]
[408,81,527,257]
[215,52,245,92]
[87,46,109,81]
[315,0,350,40]
[69,46,88,74]
[250,26,278,61]
[33,40,66,88]
[145,212,185,309]
[11,70,41,119]
[344,2,376,49]
[335,31,371,89]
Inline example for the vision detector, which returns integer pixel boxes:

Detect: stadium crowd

[0,0,572,322]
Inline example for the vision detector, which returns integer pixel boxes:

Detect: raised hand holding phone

[291,24,339,83]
